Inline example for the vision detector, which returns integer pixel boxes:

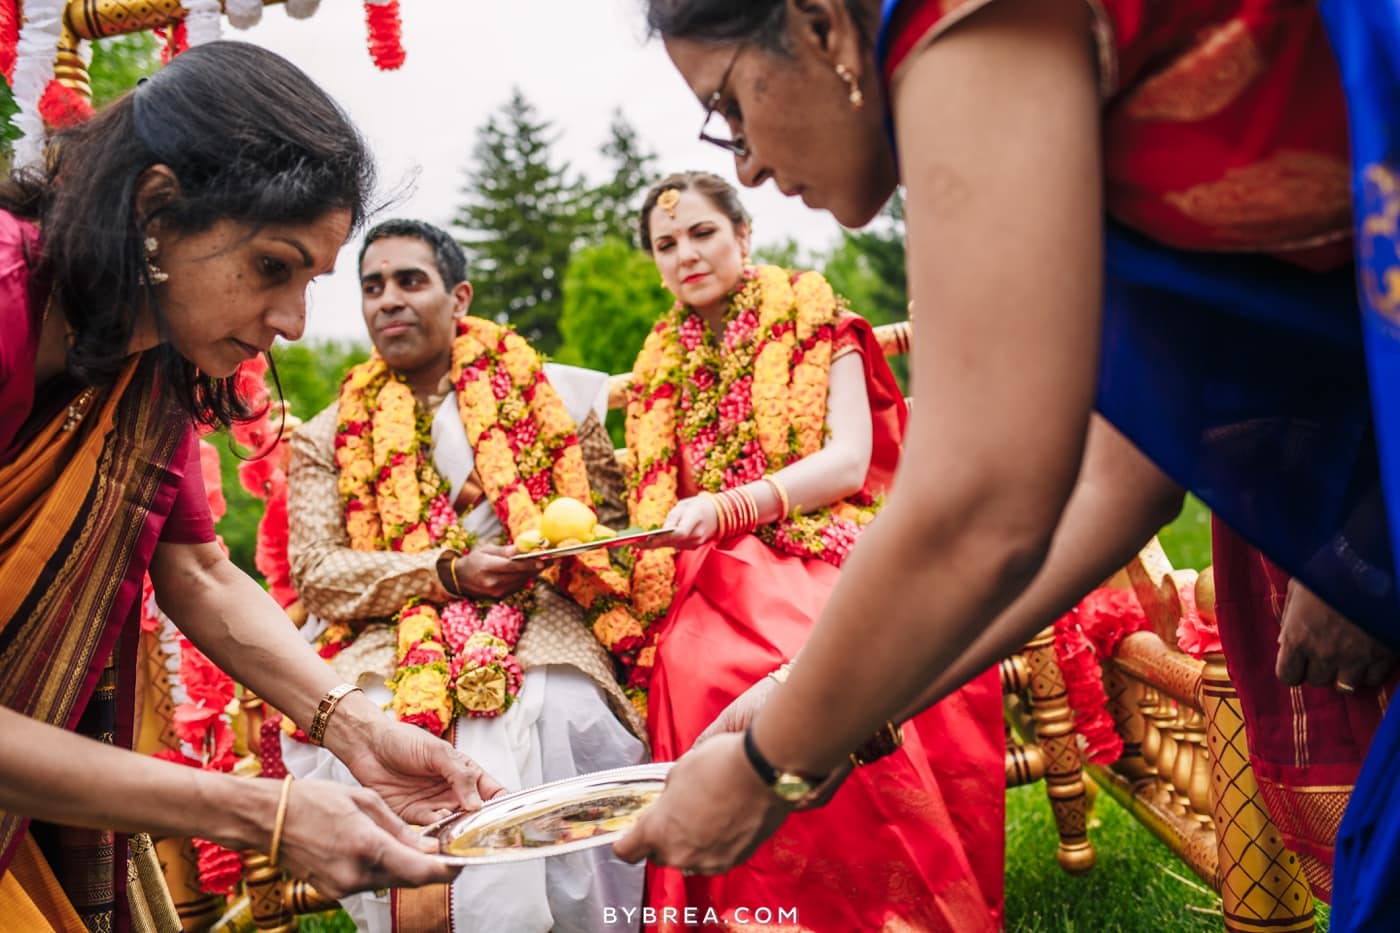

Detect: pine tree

[583,110,659,246]
[454,89,584,354]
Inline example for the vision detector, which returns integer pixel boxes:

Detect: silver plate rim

[423,761,673,866]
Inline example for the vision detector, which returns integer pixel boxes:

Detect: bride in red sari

[622,171,1004,932]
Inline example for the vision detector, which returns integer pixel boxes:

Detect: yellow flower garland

[331,316,645,725]
[625,265,877,632]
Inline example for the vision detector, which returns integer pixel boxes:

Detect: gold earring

[835,64,864,110]
[144,236,169,285]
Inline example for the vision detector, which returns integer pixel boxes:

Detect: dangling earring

[144,236,169,285]
[835,63,864,110]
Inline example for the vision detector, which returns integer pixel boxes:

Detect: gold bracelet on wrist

[763,475,790,520]
[437,549,462,597]
[268,774,294,868]
[702,491,728,538]
[849,720,905,767]
[307,683,361,747]
[448,554,465,597]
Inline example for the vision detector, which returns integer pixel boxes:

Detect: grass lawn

[1004,781,1330,932]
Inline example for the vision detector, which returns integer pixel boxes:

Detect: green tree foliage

[89,32,160,108]
[581,110,657,246]
[821,192,909,387]
[271,340,372,421]
[454,88,583,354]
[557,237,667,375]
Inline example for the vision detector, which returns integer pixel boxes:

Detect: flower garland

[8,0,63,168]
[182,0,223,47]
[364,0,406,71]
[232,355,302,614]
[1050,587,1151,765]
[448,316,646,715]
[623,265,876,632]
[330,317,637,730]
[1173,571,1221,658]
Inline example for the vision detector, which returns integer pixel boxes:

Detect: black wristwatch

[742,724,825,803]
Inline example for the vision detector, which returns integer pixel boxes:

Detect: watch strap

[742,723,778,787]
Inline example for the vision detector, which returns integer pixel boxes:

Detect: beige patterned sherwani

[287,388,645,742]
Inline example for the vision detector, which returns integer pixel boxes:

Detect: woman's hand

[341,718,507,825]
[652,495,721,550]
[1276,580,1397,693]
[275,777,462,900]
[695,675,780,744]
[613,733,792,874]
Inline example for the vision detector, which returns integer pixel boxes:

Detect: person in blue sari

[611,1,1400,927]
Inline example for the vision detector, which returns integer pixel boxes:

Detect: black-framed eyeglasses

[698,45,748,159]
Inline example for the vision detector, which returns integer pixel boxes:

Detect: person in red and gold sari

[615,3,1400,930]
[0,42,500,931]
[620,172,1004,932]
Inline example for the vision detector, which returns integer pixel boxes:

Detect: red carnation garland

[1050,587,1151,765]
[233,355,299,610]
[37,80,93,127]
[160,21,188,64]
[0,0,17,81]
[364,1,405,71]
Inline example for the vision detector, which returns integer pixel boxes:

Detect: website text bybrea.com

[603,906,800,926]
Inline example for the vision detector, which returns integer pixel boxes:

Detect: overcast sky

[232,1,844,342]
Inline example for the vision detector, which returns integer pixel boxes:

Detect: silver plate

[424,762,672,866]
[508,527,670,562]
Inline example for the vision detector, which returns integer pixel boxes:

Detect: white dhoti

[282,666,645,932]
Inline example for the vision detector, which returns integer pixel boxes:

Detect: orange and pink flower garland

[331,317,640,731]
[623,265,880,630]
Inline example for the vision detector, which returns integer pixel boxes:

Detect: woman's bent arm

[754,0,1106,777]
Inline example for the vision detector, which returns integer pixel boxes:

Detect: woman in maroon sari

[623,172,1004,931]
[0,42,499,930]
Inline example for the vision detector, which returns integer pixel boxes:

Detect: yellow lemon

[515,529,545,552]
[539,496,596,544]
[591,524,618,540]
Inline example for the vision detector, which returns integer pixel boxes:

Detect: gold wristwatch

[742,724,824,803]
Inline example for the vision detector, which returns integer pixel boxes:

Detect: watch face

[773,772,813,802]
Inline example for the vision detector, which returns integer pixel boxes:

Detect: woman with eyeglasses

[614,2,1400,928]
[621,171,1004,931]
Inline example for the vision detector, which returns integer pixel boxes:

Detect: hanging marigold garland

[621,265,882,687]
[329,317,638,731]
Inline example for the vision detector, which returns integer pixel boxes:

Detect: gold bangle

[436,549,461,597]
[729,487,759,535]
[763,475,790,520]
[701,491,726,538]
[448,554,465,597]
[849,721,905,767]
[308,683,360,747]
[768,662,792,685]
[269,774,294,868]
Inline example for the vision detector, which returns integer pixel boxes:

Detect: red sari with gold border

[645,315,1005,932]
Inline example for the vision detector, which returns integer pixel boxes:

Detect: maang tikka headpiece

[657,188,681,219]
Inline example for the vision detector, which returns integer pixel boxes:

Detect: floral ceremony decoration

[1050,587,1152,765]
